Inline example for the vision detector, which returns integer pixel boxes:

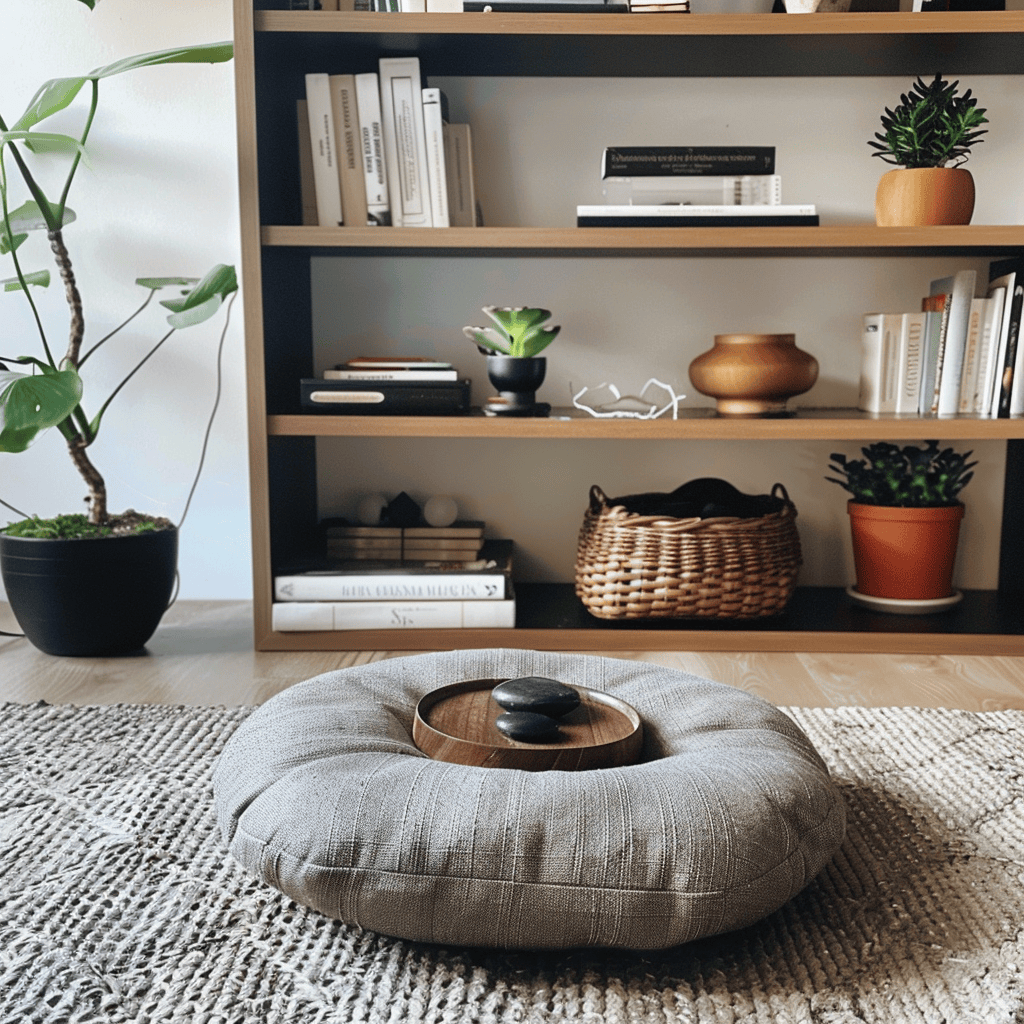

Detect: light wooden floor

[3,600,1024,710]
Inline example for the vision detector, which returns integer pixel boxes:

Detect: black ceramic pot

[0,527,178,656]
[485,355,547,416]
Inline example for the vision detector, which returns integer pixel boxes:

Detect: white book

[895,312,926,416]
[272,598,516,630]
[973,290,1004,416]
[918,306,944,416]
[956,298,987,414]
[378,56,433,228]
[274,569,507,601]
[354,73,391,226]
[931,269,977,417]
[602,174,782,207]
[421,88,450,228]
[442,123,478,228]
[304,73,344,227]
[323,368,459,381]
[858,312,900,415]
[329,74,369,228]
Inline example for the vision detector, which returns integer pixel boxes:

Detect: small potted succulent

[826,440,976,603]
[869,73,988,227]
[0,14,235,656]
[464,306,560,417]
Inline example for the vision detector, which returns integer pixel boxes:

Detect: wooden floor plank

[2,601,1023,710]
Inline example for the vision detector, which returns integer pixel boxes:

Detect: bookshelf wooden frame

[234,6,1024,654]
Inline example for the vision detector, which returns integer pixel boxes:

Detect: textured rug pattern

[1,700,1022,1023]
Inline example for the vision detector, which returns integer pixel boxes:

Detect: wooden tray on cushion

[412,678,643,771]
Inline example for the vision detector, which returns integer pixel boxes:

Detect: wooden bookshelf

[233,6,1024,654]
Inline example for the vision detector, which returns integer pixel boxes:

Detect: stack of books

[857,257,1024,419]
[577,145,818,227]
[301,356,471,415]
[300,60,480,229]
[272,538,516,631]
[324,520,486,561]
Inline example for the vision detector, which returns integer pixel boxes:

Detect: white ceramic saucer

[845,586,963,616]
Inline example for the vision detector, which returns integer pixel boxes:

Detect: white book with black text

[378,57,432,228]
[354,72,391,226]
[304,73,344,227]
[421,88,450,228]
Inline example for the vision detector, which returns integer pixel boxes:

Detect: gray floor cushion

[213,649,845,950]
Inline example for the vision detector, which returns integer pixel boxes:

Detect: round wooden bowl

[412,678,643,771]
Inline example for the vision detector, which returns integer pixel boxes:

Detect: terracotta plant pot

[688,333,819,417]
[874,167,975,227]
[847,501,963,601]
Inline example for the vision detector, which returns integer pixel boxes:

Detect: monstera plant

[0,6,235,655]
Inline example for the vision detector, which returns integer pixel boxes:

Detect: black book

[464,2,629,8]
[577,211,818,227]
[602,146,775,178]
[989,257,1024,418]
[300,378,471,415]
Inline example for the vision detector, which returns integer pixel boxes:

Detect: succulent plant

[464,306,560,358]
[826,440,976,508]
[868,74,988,169]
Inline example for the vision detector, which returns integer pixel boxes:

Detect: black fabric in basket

[605,477,790,521]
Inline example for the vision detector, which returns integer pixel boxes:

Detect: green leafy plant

[826,440,976,507]
[868,74,988,169]
[463,306,561,358]
[0,24,235,530]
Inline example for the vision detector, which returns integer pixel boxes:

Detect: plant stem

[67,435,107,524]
[49,229,85,367]
[78,289,156,366]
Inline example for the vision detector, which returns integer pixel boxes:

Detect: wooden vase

[688,333,819,417]
[874,167,975,227]
[847,501,964,600]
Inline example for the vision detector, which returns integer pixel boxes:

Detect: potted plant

[826,440,976,604]
[0,16,235,656]
[464,306,560,417]
[869,73,988,227]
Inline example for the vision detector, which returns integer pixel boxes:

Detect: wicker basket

[575,483,802,620]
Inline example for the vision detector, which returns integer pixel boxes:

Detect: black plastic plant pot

[0,527,178,657]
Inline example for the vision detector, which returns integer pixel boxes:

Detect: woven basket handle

[772,482,794,510]
[589,484,609,512]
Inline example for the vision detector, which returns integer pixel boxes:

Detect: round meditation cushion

[212,649,845,950]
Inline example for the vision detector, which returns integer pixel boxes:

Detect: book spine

[378,57,432,228]
[601,174,782,207]
[422,88,450,228]
[974,289,1004,416]
[935,269,977,417]
[918,306,943,417]
[577,212,818,227]
[928,293,953,416]
[858,313,899,415]
[895,312,926,416]
[296,99,319,226]
[304,73,344,226]
[442,123,477,228]
[354,74,391,226]
[329,75,370,228]
[956,298,986,414]
[272,598,516,629]
[274,573,508,601]
[323,369,460,381]
[601,146,775,178]
[998,280,1024,418]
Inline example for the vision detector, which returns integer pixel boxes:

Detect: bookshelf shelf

[262,224,1024,257]
[235,3,1024,654]
[268,410,1024,442]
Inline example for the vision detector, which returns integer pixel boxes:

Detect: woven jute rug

[1,700,1022,1024]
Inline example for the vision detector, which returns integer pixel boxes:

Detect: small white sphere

[423,495,459,527]
[356,493,388,526]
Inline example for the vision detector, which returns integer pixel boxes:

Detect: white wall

[0,0,251,599]
[311,72,1022,590]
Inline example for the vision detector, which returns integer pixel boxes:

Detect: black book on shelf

[464,1,629,8]
[300,377,471,415]
[602,146,776,178]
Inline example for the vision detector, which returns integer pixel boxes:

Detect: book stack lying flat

[580,145,818,227]
[272,538,515,631]
[301,357,470,415]
[324,520,486,561]
[628,0,689,11]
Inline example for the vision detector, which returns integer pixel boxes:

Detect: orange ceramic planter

[874,167,975,227]
[847,501,964,600]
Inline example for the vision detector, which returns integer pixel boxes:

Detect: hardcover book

[272,595,516,631]
[304,73,344,226]
[379,56,432,228]
[329,75,369,228]
[300,377,471,415]
[601,146,775,178]
[577,204,817,227]
[354,73,391,226]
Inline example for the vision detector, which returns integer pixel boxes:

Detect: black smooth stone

[495,711,561,743]
[492,676,580,718]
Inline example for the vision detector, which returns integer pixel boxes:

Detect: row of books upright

[858,257,1024,418]
[576,146,819,227]
[300,57,478,229]
[282,0,689,12]
[272,523,516,631]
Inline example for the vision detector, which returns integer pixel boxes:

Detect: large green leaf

[0,200,76,245]
[135,276,199,291]
[12,42,233,132]
[0,367,82,453]
[2,270,50,292]
[158,263,237,328]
